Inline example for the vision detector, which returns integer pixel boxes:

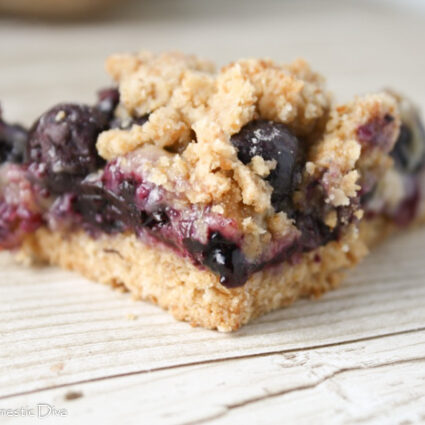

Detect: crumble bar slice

[1,52,424,331]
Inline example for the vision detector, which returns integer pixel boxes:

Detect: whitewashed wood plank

[0,330,424,425]
[0,226,424,397]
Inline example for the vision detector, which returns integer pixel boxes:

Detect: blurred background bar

[1,0,424,125]
[0,0,118,19]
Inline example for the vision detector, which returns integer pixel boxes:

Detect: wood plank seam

[179,356,425,425]
[1,326,424,401]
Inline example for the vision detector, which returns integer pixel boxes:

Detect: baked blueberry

[0,108,28,164]
[96,87,120,121]
[143,207,170,229]
[391,119,425,173]
[75,180,136,233]
[109,114,149,130]
[295,213,334,251]
[184,231,249,287]
[96,87,149,130]
[75,176,172,234]
[231,120,303,212]
[26,104,107,193]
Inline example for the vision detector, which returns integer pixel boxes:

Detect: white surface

[0,1,425,424]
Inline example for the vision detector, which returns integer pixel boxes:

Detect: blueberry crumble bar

[1,52,424,331]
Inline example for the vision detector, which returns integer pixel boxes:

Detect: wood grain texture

[1,328,425,424]
[0,0,425,423]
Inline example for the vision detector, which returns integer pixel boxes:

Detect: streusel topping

[95,51,402,258]
[97,52,330,238]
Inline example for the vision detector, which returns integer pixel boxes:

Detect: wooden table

[1,1,425,423]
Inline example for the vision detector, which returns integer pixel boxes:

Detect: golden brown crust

[20,224,368,331]
[17,208,425,331]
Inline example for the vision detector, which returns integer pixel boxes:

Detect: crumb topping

[94,51,404,258]
[308,93,400,206]
[97,52,333,248]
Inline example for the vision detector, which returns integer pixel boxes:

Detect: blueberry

[204,232,244,286]
[143,207,170,229]
[391,124,412,171]
[230,120,303,212]
[75,177,172,234]
[75,179,141,233]
[391,120,425,173]
[294,213,334,251]
[0,107,28,164]
[26,104,107,193]
[184,231,249,287]
[96,87,120,121]
[96,87,150,130]
[109,114,149,130]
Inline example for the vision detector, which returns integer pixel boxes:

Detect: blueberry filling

[77,170,252,287]
[0,200,43,249]
[294,213,335,251]
[4,92,420,287]
[71,166,343,288]
[183,210,343,288]
[230,120,303,213]
[75,180,138,233]
[0,105,350,287]
[357,114,396,150]
[74,173,174,237]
